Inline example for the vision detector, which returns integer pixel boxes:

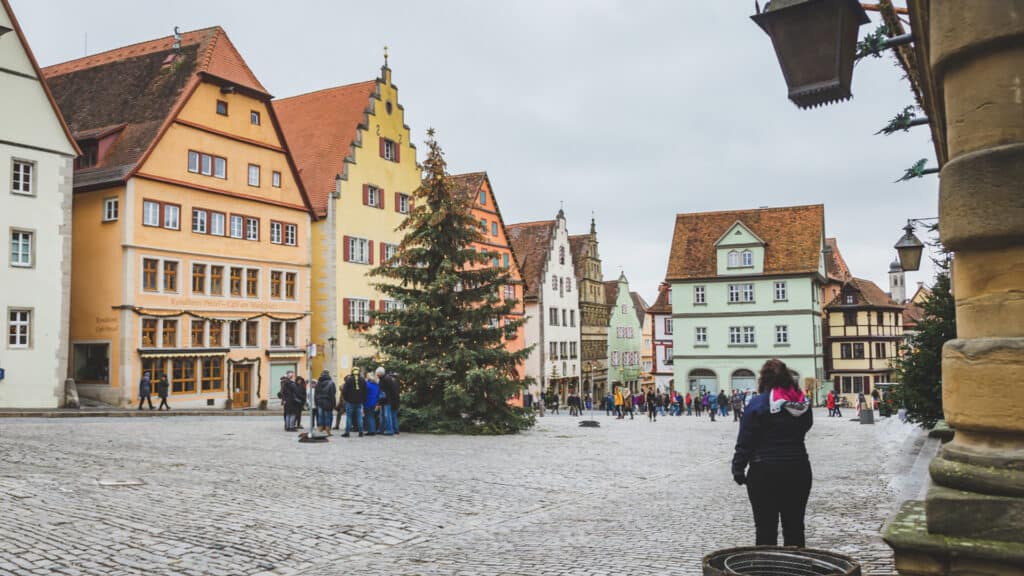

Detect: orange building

[44,28,313,408]
[447,173,527,395]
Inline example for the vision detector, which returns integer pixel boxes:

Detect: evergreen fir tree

[893,263,956,429]
[365,129,534,434]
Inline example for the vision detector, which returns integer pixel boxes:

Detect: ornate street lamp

[751,0,870,108]
[893,222,925,272]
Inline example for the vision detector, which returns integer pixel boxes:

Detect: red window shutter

[379,137,386,158]
[394,144,400,163]
[343,235,351,262]
[378,188,385,210]
[368,240,375,265]
[368,299,376,326]
[380,242,386,263]
[394,192,400,212]
[362,184,369,206]
[343,298,351,324]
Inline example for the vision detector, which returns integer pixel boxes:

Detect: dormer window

[75,140,98,169]
[727,250,739,268]
[741,250,753,267]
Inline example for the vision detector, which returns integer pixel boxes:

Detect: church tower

[888,259,906,303]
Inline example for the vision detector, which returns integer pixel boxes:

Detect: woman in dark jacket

[292,376,308,430]
[731,358,813,547]
[156,373,170,411]
[314,371,335,434]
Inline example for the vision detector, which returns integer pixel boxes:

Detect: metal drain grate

[703,547,860,576]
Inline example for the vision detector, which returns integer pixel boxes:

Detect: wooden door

[232,365,252,408]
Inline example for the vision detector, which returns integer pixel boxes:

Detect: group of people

[277,367,401,437]
[598,388,753,422]
[137,371,171,411]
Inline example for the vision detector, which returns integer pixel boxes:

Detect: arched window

[559,246,565,265]
[741,250,753,267]
[727,251,739,267]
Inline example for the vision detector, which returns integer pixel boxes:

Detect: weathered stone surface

[939,144,1024,250]
[951,247,1024,339]
[942,337,1024,434]
[930,451,1024,498]
[925,484,1024,542]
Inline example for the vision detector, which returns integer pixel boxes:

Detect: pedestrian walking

[314,370,335,435]
[156,373,170,411]
[605,392,614,416]
[709,393,718,422]
[732,391,744,422]
[293,376,307,429]
[523,389,533,410]
[613,388,623,418]
[584,393,593,412]
[826,390,836,417]
[646,389,657,422]
[341,368,366,437]
[138,372,154,410]
[550,394,560,415]
[731,358,813,547]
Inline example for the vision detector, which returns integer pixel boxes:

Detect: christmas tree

[366,129,534,434]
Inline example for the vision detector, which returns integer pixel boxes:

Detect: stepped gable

[506,220,556,300]
[42,27,267,189]
[666,204,825,281]
[604,280,619,307]
[273,80,378,217]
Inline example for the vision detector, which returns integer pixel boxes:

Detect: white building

[507,210,581,402]
[0,0,79,407]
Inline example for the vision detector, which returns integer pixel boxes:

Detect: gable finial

[383,44,389,67]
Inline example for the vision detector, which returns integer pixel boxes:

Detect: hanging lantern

[751,0,870,108]
[894,223,925,272]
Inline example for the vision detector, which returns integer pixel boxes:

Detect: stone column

[886,3,1024,574]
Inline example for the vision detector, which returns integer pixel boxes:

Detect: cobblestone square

[0,410,923,575]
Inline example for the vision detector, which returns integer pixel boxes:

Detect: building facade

[824,278,903,405]
[649,283,674,393]
[45,27,312,408]
[635,291,654,390]
[605,274,643,393]
[568,220,608,397]
[666,205,826,396]
[0,0,79,407]
[275,60,419,378]
[507,211,581,401]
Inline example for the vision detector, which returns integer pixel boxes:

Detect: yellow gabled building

[274,58,419,377]
[44,27,313,408]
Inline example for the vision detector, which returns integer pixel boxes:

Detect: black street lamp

[893,218,937,272]
[751,0,870,108]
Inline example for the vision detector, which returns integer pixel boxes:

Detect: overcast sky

[15,0,940,303]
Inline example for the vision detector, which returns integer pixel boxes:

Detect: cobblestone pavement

[0,409,921,575]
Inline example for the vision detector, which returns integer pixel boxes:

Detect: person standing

[605,392,614,416]
[613,388,623,419]
[584,393,593,412]
[523,389,533,411]
[138,372,154,410]
[718,390,729,417]
[277,375,292,430]
[731,358,813,547]
[156,373,170,411]
[685,392,693,416]
[293,376,307,429]
[314,370,335,435]
[646,389,658,422]
[732,391,744,422]
[550,394,560,415]
[341,369,366,437]
[363,370,381,436]
[376,367,398,436]
[708,392,718,422]
[826,390,836,417]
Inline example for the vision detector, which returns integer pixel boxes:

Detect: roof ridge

[42,26,219,76]
[674,203,825,219]
[275,79,378,102]
[507,219,555,228]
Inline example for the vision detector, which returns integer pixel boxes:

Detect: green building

[605,273,643,393]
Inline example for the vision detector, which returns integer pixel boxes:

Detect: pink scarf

[770,387,807,415]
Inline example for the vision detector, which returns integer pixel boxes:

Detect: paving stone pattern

[0,409,918,575]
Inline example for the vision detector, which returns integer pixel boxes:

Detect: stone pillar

[885,3,1024,574]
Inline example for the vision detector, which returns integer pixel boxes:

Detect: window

[565,278,571,292]
[270,271,282,298]
[875,342,887,359]
[694,285,706,304]
[200,358,223,391]
[366,185,381,208]
[103,197,119,222]
[188,150,199,173]
[191,263,206,293]
[664,317,673,335]
[171,358,195,393]
[272,171,281,188]
[245,320,259,347]
[491,222,498,237]
[163,261,178,292]
[162,319,178,347]
[210,266,224,295]
[503,253,509,268]
[853,343,865,359]
[192,209,208,234]
[840,343,853,359]
[143,258,159,291]
[551,276,558,291]
[246,269,258,298]
[503,285,516,301]
[9,230,32,267]
[285,272,296,300]
[163,204,180,230]
[285,322,296,347]
[250,110,260,125]
[230,267,243,296]
[844,311,857,326]
[741,250,753,267]
[743,326,756,344]
[191,320,205,347]
[188,151,226,179]
[210,212,225,236]
[775,325,789,344]
[479,191,487,205]
[245,217,259,241]
[230,215,244,239]
[216,100,228,116]
[569,310,575,327]
[729,326,755,345]
[270,221,283,244]
[269,321,298,348]
[229,321,242,347]
[729,326,742,344]
[845,294,855,304]
[270,321,281,347]
[559,342,568,359]
[143,201,161,226]
[141,318,157,347]
[695,326,707,344]
[348,299,370,324]
[11,160,33,195]
[727,250,739,268]
[549,307,559,326]
[479,219,486,233]
[214,157,226,179]
[209,321,222,347]
[72,343,110,383]
[877,311,885,326]
[247,164,260,187]
[774,281,787,301]
[728,283,754,303]
[347,237,369,264]
[559,246,565,265]
[840,376,867,395]
[397,193,411,214]
[75,141,98,169]
[381,138,396,161]
[8,309,31,347]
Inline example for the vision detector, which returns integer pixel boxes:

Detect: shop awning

[138,348,229,359]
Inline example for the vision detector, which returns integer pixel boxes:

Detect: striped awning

[138,348,229,359]
[266,349,306,359]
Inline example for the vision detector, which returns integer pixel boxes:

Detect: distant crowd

[276,367,401,437]
[520,388,754,422]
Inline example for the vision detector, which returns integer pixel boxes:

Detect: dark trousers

[138,396,153,409]
[746,461,812,547]
[158,396,169,410]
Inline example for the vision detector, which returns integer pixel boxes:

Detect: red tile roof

[604,280,620,307]
[273,81,378,217]
[665,205,825,281]
[825,277,902,309]
[506,220,556,300]
[649,283,671,314]
[824,237,852,283]
[446,172,525,281]
[902,303,925,329]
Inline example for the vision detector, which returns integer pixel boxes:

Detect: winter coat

[363,379,380,410]
[614,391,623,406]
[342,375,368,405]
[315,376,335,410]
[138,376,152,398]
[155,377,169,398]
[379,373,399,409]
[718,392,728,408]
[293,380,308,409]
[685,393,692,407]
[731,389,813,479]
[827,392,836,410]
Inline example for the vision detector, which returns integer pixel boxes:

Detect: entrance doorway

[269,363,296,401]
[232,365,253,408]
